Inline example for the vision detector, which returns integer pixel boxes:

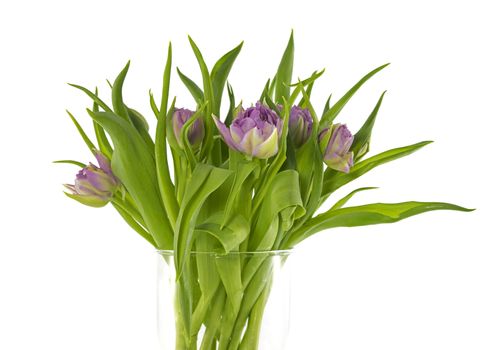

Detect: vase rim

[156,249,292,257]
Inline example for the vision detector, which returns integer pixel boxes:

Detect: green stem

[227,259,274,350]
[200,289,226,350]
[239,284,271,349]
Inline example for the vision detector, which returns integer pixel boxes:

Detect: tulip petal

[212,114,240,151]
[253,127,279,159]
[94,151,112,174]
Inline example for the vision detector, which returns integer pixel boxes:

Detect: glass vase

[157,250,292,350]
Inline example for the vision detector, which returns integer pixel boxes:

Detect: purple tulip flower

[172,108,205,149]
[213,102,282,159]
[319,124,354,173]
[289,106,313,147]
[64,151,119,207]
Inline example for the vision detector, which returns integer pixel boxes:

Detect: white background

[1,0,495,349]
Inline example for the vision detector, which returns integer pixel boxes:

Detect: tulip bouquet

[57,33,470,349]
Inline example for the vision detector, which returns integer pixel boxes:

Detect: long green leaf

[68,83,112,112]
[320,63,389,129]
[159,42,173,119]
[92,87,113,158]
[283,202,473,247]
[155,80,179,226]
[66,110,96,152]
[322,141,432,198]
[350,91,386,160]
[274,31,294,103]
[210,41,243,114]
[88,110,173,248]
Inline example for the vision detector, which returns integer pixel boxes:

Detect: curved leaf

[284,201,474,247]
[210,41,243,114]
[322,141,433,198]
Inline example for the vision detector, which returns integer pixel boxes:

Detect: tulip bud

[289,106,313,148]
[213,102,282,159]
[172,108,205,150]
[64,151,119,207]
[319,124,354,173]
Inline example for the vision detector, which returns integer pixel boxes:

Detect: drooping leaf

[88,110,173,248]
[319,63,389,129]
[274,31,294,103]
[283,202,473,247]
[350,91,386,160]
[322,141,433,198]
[196,212,250,254]
[210,41,243,114]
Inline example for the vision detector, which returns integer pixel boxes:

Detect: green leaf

[53,160,86,167]
[127,108,154,154]
[188,36,215,159]
[222,159,259,227]
[148,90,160,118]
[92,87,113,158]
[274,31,294,103]
[322,141,433,198]
[322,93,332,117]
[320,63,389,129]
[111,203,157,248]
[331,187,379,210]
[68,83,112,112]
[159,42,173,119]
[66,110,96,152]
[250,170,305,251]
[210,41,243,114]
[283,202,474,247]
[88,110,173,248]
[174,164,232,279]
[155,91,179,227]
[176,68,204,103]
[350,91,386,160]
[111,61,132,122]
[195,212,250,254]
